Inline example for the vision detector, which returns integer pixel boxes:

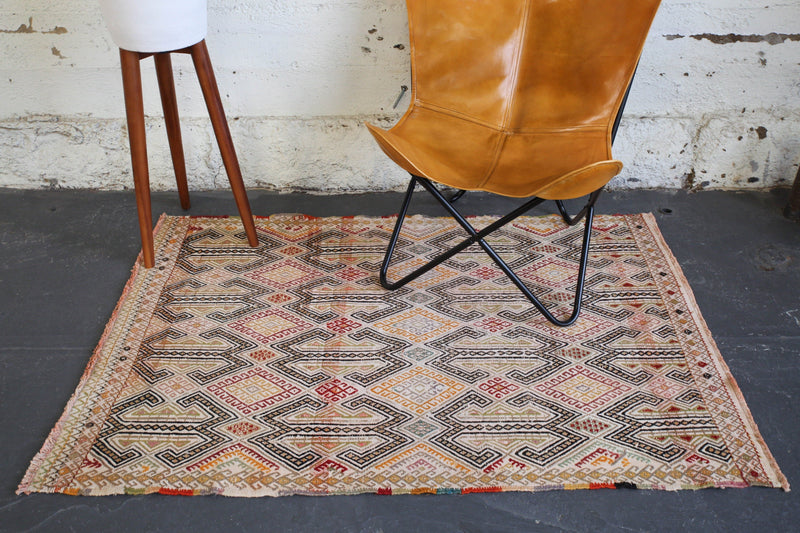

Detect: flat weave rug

[19,213,788,496]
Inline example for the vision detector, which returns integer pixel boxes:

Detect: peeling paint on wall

[44,26,68,35]
[0,16,67,35]
[665,33,800,45]
[0,16,34,33]
[690,33,800,45]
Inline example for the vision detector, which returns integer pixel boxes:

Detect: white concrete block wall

[0,0,798,192]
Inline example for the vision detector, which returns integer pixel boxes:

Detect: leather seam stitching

[479,0,530,190]
[477,132,509,190]
[414,102,609,135]
[416,101,504,131]
[500,0,531,130]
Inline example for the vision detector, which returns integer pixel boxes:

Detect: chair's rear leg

[556,189,602,226]
[449,189,466,203]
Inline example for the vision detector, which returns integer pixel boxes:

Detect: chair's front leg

[380,176,417,289]
[486,204,595,327]
[381,176,509,290]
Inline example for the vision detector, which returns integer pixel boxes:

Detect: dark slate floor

[1,188,798,532]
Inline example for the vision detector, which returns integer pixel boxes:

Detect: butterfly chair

[367,0,661,326]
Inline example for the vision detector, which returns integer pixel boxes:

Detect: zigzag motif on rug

[18,213,788,496]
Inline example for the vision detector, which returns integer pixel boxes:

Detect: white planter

[99,0,207,53]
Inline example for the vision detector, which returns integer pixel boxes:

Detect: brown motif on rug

[18,213,788,496]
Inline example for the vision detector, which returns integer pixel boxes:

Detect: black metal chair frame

[379,75,636,327]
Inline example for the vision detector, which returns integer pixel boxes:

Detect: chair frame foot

[380,175,600,327]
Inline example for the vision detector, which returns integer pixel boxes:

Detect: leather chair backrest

[408,0,661,135]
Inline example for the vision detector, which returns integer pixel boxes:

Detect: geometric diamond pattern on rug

[228,309,312,344]
[569,418,610,435]
[224,421,262,437]
[207,368,302,415]
[478,377,520,399]
[17,213,788,497]
[374,308,460,343]
[245,259,317,289]
[403,419,439,438]
[371,367,466,415]
[473,317,513,333]
[326,317,362,334]
[518,258,579,288]
[315,378,358,403]
[534,365,632,413]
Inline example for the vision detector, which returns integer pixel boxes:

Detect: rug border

[16,215,173,495]
[639,212,789,491]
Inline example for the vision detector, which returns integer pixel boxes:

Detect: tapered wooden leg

[119,49,155,268]
[189,40,258,247]
[154,53,191,210]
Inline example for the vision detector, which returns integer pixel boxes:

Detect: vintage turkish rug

[19,213,788,496]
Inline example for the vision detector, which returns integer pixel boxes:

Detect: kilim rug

[19,213,788,496]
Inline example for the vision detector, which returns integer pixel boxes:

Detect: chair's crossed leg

[380,175,600,327]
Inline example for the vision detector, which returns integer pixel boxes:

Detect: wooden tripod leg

[119,49,155,268]
[189,40,258,247]
[154,53,191,210]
